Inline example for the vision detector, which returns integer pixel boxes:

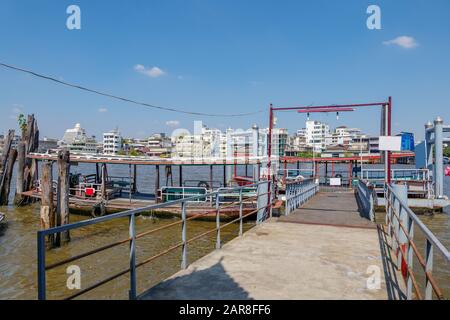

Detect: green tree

[129,149,140,157]
[297,151,313,158]
[444,146,450,158]
[17,114,27,137]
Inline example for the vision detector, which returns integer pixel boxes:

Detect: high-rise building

[103,128,122,155]
[305,120,330,152]
[59,123,98,154]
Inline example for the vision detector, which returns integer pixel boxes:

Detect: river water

[0,163,448,300]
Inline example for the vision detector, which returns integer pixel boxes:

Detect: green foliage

[344,152,353,158]
[297,151,321,158]
[129,149,140,157]
[444,146,450,158]
[17,114,27,133]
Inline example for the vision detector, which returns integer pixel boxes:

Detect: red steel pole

[267,104,273,180]
[387,96,392,184]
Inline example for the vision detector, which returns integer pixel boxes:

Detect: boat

[233,176,255,186]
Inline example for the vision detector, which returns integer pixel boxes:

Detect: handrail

[356,180,376,222]
[385,184,450,300]
[37,180,274,300]
[284,179,319,215]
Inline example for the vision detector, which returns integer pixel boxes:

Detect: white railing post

[406,216,414,300]
[239,189,243,236]
[181,201,187,269]
[425,239,434,300]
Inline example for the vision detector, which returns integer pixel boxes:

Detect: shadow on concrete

[139,257,252,300]
[376,225,407,300]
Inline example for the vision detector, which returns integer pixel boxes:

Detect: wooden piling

[165,165,173,186]
[209,165,213,190]
[40,162,55,241]
[155,165,160,203]
[0,130,17,206]
[21,115,39,205]
[95,163,100,184]
[223,165,227,187]
[0,148,17,206]
[132,164,138,193]
[101,164,107,201]
[56,150,70,245]
[14,142,26,205]
[179,165,183,187]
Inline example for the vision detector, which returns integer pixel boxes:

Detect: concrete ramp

[140,220,405,300]
[279,192,376,229]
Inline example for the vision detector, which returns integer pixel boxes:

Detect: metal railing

[37,180,274,300]
[356,180,376,222]
[284,179,319,216]
[159,186,209,203]
[277,168,315,179]
[385,184,450,300]
[362,168,431,182]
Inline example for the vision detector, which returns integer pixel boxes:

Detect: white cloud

[98,107,108,113]
[166,120,180,127]
[12,104,24,114]
[134,64,166,78]
[383,36,418,49]
[10,104,24,119]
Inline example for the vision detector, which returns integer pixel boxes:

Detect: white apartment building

[172,134,205,158]
[330,126,362,145]
[59,123,98,154]
[171,121,287,160]
[172,125,228,158]
[103,128,122,155]
[304,120,330,152]
[147,133,172,157]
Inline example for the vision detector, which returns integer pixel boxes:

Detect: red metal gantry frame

[267,98,393,184]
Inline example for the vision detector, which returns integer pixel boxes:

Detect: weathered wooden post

[40,161,55,243]
[14,141,26,205]
[209,165,213,190]
[0,130,17,206]
[223,164,227,187]
[21,115,39,205]
[155,165,160,203]
[101,163,107,201]
[132,164,138,193]
[0,146,17,206]
[95,163,100,184]
[56,150,70,245]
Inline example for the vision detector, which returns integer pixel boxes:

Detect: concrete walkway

[279,192,375,228]
[140,220,405,300]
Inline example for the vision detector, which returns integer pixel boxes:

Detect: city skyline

[1,1,450,140]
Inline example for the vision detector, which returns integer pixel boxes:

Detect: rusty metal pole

[267,104,273,180]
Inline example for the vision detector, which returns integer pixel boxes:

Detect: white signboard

[330,178,341,186]
[379,136,402,151]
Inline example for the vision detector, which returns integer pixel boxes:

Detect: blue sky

[1,0,449,140]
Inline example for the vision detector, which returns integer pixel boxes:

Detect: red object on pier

[445,166,450,177]
[85,188,95,197]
